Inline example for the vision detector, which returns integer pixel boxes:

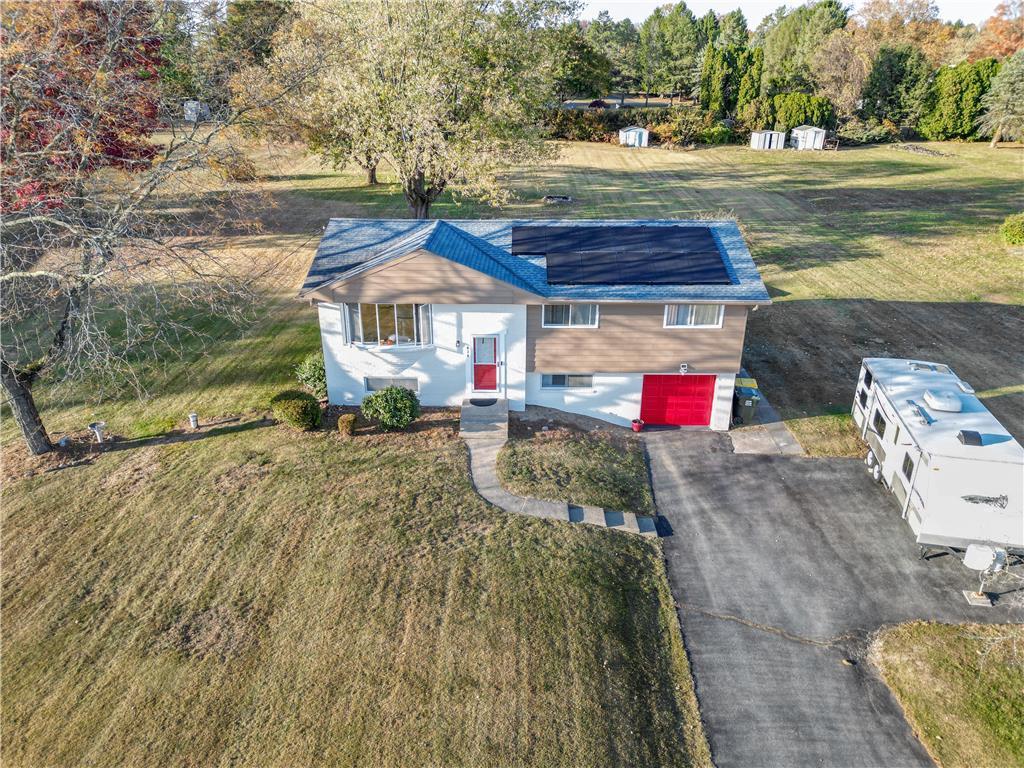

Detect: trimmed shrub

[699,123,732,145]
[337,412,356,436]
[361,386,421,431]
[270,390,322,430]
[671,109,714,144]
[771,92,836,131]
[1001,213,1024,246]
[543,106,681,141]
[295,350,327,400]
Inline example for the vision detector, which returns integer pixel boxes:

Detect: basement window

[541,374,593,389]
[365,377,419,392]
[345,304,432,347]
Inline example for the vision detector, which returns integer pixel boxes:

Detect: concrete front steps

[459,397,508,440]
[569,504,659,537]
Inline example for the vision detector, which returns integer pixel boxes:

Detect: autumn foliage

[1,1,162,214]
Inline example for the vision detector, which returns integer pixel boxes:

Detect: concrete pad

[636,516,659,537]
[579,505,607,526]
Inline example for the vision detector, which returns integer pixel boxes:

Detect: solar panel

[511,225,731,285]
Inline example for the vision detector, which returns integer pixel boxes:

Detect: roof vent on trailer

[923,389,962,412]
[957,430,983,446]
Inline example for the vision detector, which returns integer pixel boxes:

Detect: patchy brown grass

[498,417,654,513]
[872,621,1024,768]
[1,417,709,768]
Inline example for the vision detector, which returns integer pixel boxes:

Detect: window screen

[872,409,887,439]
[901,453,914,481]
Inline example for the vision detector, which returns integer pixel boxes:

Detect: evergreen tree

[585,11,640,97]
[861,44,933,126]
[663,2,700,95]
[976,50,1024,146]
[717,9,748,48]
[919,58,999,140]
[736,47,764,111]
[696,10,719,50]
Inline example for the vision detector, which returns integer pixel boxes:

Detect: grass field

[1,413,710,767]
[873,622,1024,768]
[3,137,1022,764]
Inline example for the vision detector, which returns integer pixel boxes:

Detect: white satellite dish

[961,544,1007,606]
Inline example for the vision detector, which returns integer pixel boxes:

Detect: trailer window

[901,453,914,482]
[872,409,887,439]
[858,389,868,408]
[863,369,873,388]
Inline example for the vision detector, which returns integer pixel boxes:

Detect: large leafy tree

[761,0,847,93]
[811,29,874,117]
[860,43,932,126]
[971,1,1024,61]
[977,50,1024,146]
[584,11,639,97]
[551,23,612,101]
[252,0,568,220]
[1,0,301,455]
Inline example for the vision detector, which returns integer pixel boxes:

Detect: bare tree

[1,0,318,455]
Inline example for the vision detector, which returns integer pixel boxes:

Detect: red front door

[640,374,716,426]
[473,336,499,391]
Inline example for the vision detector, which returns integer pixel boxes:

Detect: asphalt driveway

[645,430,1020,768]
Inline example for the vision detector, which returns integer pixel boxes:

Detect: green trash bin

[732,386,761,425]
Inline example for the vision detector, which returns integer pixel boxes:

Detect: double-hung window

[664,304,724,328]
[542,303,598,328]
[345,303,432,347]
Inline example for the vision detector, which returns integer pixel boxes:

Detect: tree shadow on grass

[744,298,1024,442]
[106,416,275,452]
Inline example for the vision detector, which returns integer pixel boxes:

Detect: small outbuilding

[618,126,649,148]
[790,125,826,150]
[183,100,211,124]
[750,130,786,150]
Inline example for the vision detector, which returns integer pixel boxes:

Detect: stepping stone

[579,505,607,526]
[636,516,659,538]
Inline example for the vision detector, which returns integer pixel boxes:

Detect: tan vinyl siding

[527,303,749,373]
[310,250,536,305]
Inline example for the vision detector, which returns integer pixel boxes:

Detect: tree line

[570,0,1023,142]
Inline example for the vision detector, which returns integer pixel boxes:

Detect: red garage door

[640,375,717,426]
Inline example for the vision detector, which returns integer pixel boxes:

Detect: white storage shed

[183,100,211,123]
[852,358,1024,554]
[618,126,649,148]
[790,125,826,150]
[750,130,787,150]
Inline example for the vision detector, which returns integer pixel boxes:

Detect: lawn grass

[872,621,1024,768]
[1,413,710,768]
[497,423,655,514]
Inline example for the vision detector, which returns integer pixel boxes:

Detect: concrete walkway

[462,405,657,536]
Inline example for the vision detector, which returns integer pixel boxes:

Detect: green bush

[699,123,732,145]
[671,109,714,144]
[837,117,900,145]
[270,390,322,431]
[361,386,421,431]
[771,92,836,132]
[1001,213,1024,246]
[295,350,327,400]
[337,412,356,436]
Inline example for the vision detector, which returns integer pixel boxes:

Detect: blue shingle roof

[301,218,770,303]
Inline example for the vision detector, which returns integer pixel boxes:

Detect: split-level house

[299,219,770,430]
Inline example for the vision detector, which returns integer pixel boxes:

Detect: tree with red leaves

[1,1,319,455]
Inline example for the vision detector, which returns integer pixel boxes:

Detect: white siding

[318,302,527,411]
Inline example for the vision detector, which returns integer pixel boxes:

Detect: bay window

[664,303,724,328]
[345,303,432,347]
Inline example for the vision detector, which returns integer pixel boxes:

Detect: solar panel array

[511,225,731,285]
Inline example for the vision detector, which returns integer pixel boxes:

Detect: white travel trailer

[852,358,1024,554]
